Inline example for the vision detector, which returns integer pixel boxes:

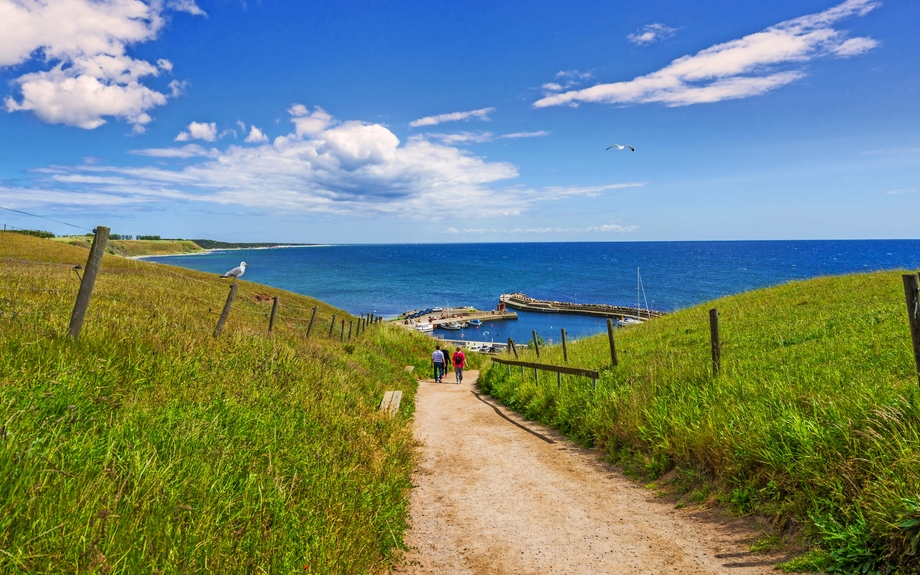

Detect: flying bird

[606,144,635,152]
[221,262,247,279]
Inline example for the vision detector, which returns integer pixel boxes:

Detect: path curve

[395,370,782,575]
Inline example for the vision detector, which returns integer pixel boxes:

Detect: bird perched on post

[221,262,247,279]
[606,144,635,152]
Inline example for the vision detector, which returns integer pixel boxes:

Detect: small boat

[440,321,462,330]
[620,317,643,326]
[468,319,482,326]
[415,322,434,333]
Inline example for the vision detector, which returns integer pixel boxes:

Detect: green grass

[0,232,437,573]
[480,271,920,573]
[51,236,206,257]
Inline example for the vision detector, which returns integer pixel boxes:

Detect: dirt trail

[396,370,783,575]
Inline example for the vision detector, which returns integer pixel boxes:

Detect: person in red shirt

[452,346,466,385]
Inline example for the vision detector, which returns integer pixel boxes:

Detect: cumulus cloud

[627,23,676,46]
[5,106,640,219]
[175,121,218,142]
[444,223,639,234]
[0,0,204,129]
[409,107,496,128]
[534,0,879,108]
[244,126,269,143]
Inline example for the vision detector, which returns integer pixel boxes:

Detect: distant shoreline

[132,244,329,260]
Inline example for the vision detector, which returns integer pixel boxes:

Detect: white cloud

[424,132,495,144]
[886,188,916,195]
[130,144,218,158]
[419,130,549,145]
[627,23,676,46]
[556,70,592,80]
[4,106,641,219]
[175,121,217,142]
[244,126,269,143]
[0,0,203,129]
[288,104,334,135]
[167,0,206,16]
[409,107,496,128]
[534,0,880,108]
[443,223,639,235]
[500,131,550,139]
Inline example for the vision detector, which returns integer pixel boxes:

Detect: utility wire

[0,206,90,232]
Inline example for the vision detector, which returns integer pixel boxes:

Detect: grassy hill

[0,232,436,573]
[53,236,206,257]
[480,271,920,573]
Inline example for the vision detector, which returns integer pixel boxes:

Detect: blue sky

[0,0,917,242]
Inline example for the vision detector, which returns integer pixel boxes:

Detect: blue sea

[145,241,920,345]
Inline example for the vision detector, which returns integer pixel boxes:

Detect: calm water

[145,241,920,344]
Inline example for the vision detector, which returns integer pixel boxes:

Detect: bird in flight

[221,261,247,279]
[606,144,635,152]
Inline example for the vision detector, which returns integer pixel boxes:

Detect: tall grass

[0,232,434,573]
[480,271,920,572]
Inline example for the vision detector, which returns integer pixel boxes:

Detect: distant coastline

[133,243,328,260]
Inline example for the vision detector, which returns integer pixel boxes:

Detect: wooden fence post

[532,330,541,358]
[709,308,721,376]
[340,319,345,342]
[348,320,353,341]
[306,306,318,338]
[329,314,336,336]
[561,328,568,364]
[902,274,920,387]
[268,296,279,335]
[213,283,238,338]
[508,338,518,359]
[606,318,618,367]
[67,226,109,340]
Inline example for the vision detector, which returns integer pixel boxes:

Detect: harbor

[499,293,667,321]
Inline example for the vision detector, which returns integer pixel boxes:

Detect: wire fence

[1,217,381,344]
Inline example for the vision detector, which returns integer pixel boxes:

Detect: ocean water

[145,241,920,344]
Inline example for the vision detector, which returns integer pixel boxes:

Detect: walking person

[452,346,466,385]
[431,345,447,383]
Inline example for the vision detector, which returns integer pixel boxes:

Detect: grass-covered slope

[0,232,435,573]
[53,236,206,257]
[481,271,920,572]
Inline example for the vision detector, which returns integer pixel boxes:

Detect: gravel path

[395,370,783,575]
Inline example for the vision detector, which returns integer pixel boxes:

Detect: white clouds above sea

[444,224,639,235]
[535,0,880,108]
[3,106,638,219]
[0,0,204,131]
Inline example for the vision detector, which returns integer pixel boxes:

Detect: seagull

[221,261,247,279]
[606,144,635,152]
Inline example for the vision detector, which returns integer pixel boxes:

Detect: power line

[0,206,90,232]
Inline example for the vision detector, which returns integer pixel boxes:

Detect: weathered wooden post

[305,306,318,338]
[67,226,109,340]
[348,320,353,341]
[709,308,721,376]
[902,274,920,387]
[329,314,336,336]
[532,330,541,358]
[213,283,238,338]
[268,296,279,335]
[561,328,568,364]
[508,338,518,359]
[606,318,618,367]
[340,319,345,342]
